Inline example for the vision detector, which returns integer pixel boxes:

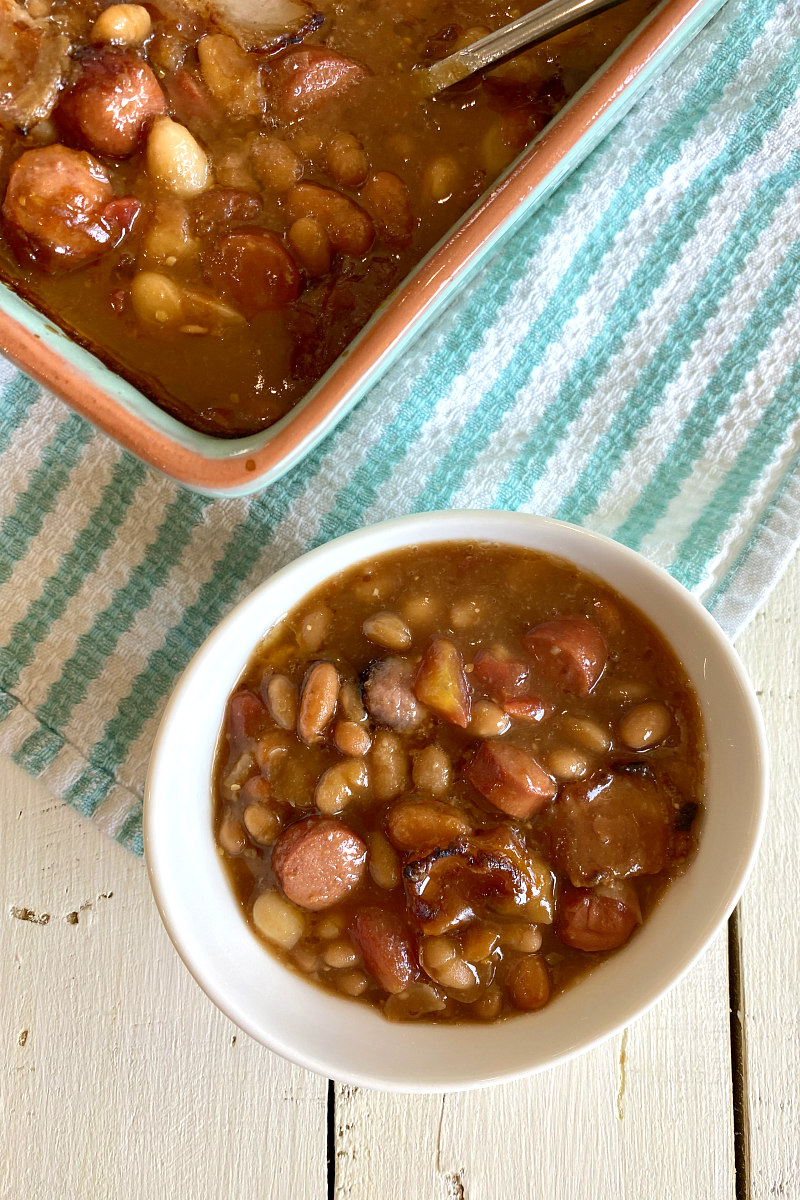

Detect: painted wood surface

[1,552,798,1199]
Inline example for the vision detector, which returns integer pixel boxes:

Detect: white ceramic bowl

[144,511,768,1092]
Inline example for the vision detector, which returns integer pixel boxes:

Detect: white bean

[252,890,305,948]
[147,117,210,197]
[91,3,151,44]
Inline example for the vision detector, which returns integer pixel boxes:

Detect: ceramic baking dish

[0,0,725,497]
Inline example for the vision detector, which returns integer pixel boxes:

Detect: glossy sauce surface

[213,542,704,1023]
[0,0,654,435]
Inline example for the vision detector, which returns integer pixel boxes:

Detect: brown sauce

[0,0,654,436]
[213,541,705,1023]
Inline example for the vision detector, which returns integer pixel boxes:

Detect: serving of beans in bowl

[0,0,655,435]
[214,539,705,1023]
[145,512,767,1088]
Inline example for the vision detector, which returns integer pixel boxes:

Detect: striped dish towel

[1,0,799,854]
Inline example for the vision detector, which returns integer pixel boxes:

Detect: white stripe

[12,469,175,712]
[92,783,140,838]
[0,699,35,755]
[0,391,72,522]
[0,434,120,635]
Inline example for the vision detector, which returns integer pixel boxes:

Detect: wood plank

[735,549,800,1200]
[0,762,327,1200]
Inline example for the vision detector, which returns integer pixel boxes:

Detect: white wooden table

[2,553,798,1200]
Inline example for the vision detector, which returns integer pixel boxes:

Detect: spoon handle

[420,0,631,95]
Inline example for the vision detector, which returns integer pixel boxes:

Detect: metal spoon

[417,0,632,96]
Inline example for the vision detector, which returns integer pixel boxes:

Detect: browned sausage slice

[363,657,425,731]
[548,770,671,885]
[2,144,134,270]
[205,229,300,315]
[55,48,166,158]
[523,616,607,695]
[272,816,367,910]
[466,741,556,819]
[556,881,641,951]
[270,46,366,119]
[472,649,530,700]
[350,908,418,994]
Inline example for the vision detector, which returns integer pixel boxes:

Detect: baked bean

[367,831,401,891]
[369,730,410,800]
[91,4,151,45]
[252,889,306,948]
[147,117,210,196]
[449,598,481,629]
[220,752,254,796]
[420,936,479,991]
[460,924,500,962]
[338,681,367,724]
[500,923,543,953]
[142,199,196,264]
[361,171,413,247]
[317,915,345,939]
[326,131,369,187]
[315,758,368,815]
[411,744,451,796]
[297,661,339,744]
[560,715,612,753]
[253,729,292,769]
[286,182,374,257]
[362,611,412,651]
[471,985,503,1020]
[288,217,332,277]
[322,938,358,968]
[468,699,511,738]
[401,593,439,628]
[336,969,370,996]
[55,48,165,157]
[383,982,447,1019]
[218,814,247,855]
[547,745,592,782]
[507,955,550,1011]
[130,271,183,326]
[296,604,332,652]
[251,134,303,192]
[619,700,672,750]
[422,154,460,203]
[334,720,372,758]
[243,802,281,844]
[264,674,298,731]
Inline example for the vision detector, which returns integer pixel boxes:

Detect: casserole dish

[0,0,726,496]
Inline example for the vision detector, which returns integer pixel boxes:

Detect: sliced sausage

[271,815,367,910]
[2,144,136,271]
[472,649,530,700]
[363,657,425,731]
[523,616,607,695]
[204,229,300,316]
[556,880,641,951]
[466,741,556,819]
[548,770,672,886]
[192,187,262,236]
[414,637,471,728]
[55,47,166,157]
[349,908,418,994]
[269,46,366,119]
[286,182,374,257]
[226,689,267,754]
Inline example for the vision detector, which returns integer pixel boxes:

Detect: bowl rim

[144,512,769,1091]
[0,0,724,496]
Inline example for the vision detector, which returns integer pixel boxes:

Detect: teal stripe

[64,763,110,817]
[0,689,16,721]
[670,354,800,591]
[405,0,782,516]
[63,424,353,814]
[614,237,800,551]
[555,147,800,525]
[0,413,92,593]
[707,446,800,614]
[116,802,143,856]
[0,454,146,692]
[0,373,41,455]
[13,726,63,775]
[36,487,209,733]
